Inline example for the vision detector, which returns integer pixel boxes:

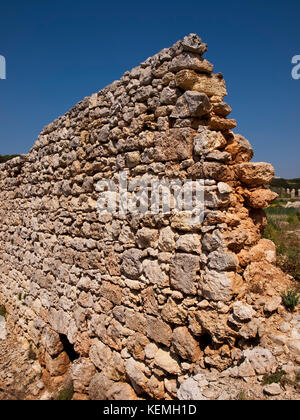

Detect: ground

[0,318,44,400]
[264,200,300,282]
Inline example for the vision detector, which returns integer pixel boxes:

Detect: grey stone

[208,249,239,271]
[177,378,206,400]
[170,253,200,295]
[160,87,177,105]
[201,270,233,302]
[143,259,169,287]
[121,248,143,279]
[169,52,213,73]
[243,347,276,375]
[263,383,282,396]
[194,127,226,155]
[171,91,211,118]
[232,301,256,322]
[0,315,6,340]
[181,33,207,54]
[88,373,114,400]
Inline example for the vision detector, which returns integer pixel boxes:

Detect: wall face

[0,34,285,399]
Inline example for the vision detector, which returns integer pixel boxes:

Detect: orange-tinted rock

[244,188,278,208]
[235,162,275,187]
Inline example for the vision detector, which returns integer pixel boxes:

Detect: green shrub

[263,369,286,385]
[0,304,7,317]
[281,288,300,311]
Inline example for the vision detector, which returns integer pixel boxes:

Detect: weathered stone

[89,340,112,371]
[169,52,213,73]
[121,248,143,279]
[125,358,148,394]
[125,310,147,335]
[212,101,232,117]
[136,227,158,249]
[245,188,278,208]
[264,296,282,313]
[175,234,201,254]
[235,162,275,187]
[249,239,277,264]
[160,87,177,105]
[203,162,234,182]
[287,340,300,356]
[44,351,70,377]
[263,383,282,396]
[153,128,195,162]
[209,116,236,131]
[194,127,227,155]
[177,378,206,400]
[208,249,239,271]
[172,327,202,362]
[154,349,180,374]
[161,298,187,325]
[143,259,169,287]
[125,151,140,168]
[176,69,227,99]
[225,134,253,163]
[106,382,137,400]
[88,373,114,400]
[99,281,122,305]
[41,327,63,357]
[170,253,200,295]
[158,226,175,252]
[0,316,6,340]
[243,261,286,287]
[201,270,233,302]
[71,358,96,393]
[243,347,276,375]
[146,375,165,399]
[171,91,211,118]
[144,342,159,359]
[181,33,207,54]
[146,316,172,346]
[232,301,255,322]
[127,333,150,361]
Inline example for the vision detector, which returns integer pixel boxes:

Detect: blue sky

[0,0,299,178]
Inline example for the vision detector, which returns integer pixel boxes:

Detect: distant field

[264,202,300,282]
[270,177,300,198]
[271,178,300,190]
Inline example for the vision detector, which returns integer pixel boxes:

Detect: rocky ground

[1,303,300,400]
[0,317,44,400]
[178,308,300,400]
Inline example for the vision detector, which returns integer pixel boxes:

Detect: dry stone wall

[0,34,296,400]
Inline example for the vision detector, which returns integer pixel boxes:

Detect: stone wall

[0,34,294,400]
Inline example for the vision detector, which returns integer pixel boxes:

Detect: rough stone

[154,349,180,375]
[170,253,200,295]
[172,327,202,362]
[171,91,211,118]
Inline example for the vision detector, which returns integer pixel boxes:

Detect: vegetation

[0,154,20,164]
[263,203,300,281]
[0,304,7,318]
[270,177,300,199]
[281,288,300,312]
[263,369,286,385]
[271,178,300,190]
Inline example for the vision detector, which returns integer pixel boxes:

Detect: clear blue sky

[0,0,299,178]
